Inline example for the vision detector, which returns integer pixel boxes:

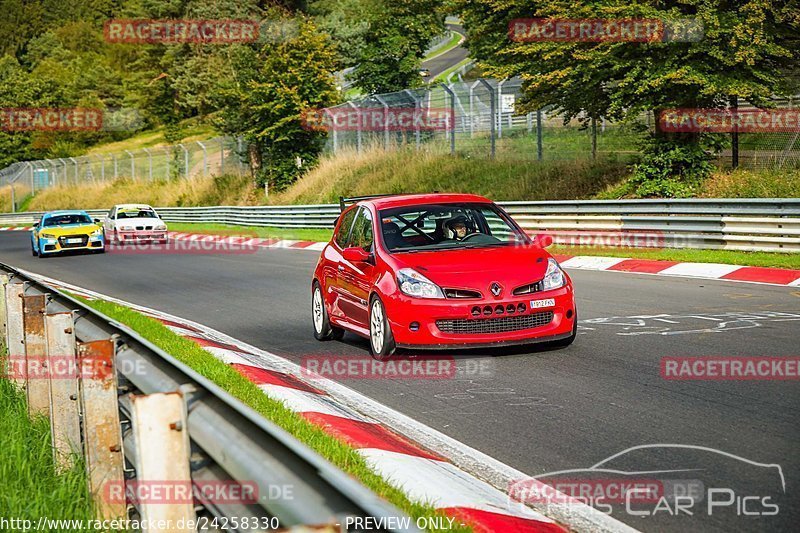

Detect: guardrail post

[497,79,504,139]
[537,109,543,161]
[197,141,208,176]
[0,274,8,339]
[78,338,125,520]
[23,294,50,416]
[125,150,135,180]
[5,281,26,390]
[130,391,195,528]
[46,312,81,471]
[478,79,496,158]
[440,84,456,155]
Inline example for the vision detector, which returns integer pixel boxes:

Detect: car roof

[43,210,90,217]
[360,193,492,211]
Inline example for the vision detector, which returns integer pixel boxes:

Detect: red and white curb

[6,227,799,286]
[170,233,800,286]
[22,269,635,533]
[167,232,328,251]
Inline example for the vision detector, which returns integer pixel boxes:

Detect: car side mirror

[33,222,39,228]
[93,218,101,223]
[535,233,553,248]
[342,247,370,263]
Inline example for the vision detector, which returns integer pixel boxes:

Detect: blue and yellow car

[30,210,105,257]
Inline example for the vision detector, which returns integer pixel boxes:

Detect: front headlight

[397,268,444,299]
[154,224,167,231]
[90,228,103,237]
[40,233,56,239]
[542,258,565,291]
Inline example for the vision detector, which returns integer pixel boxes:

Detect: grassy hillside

[26,147,630,210]
[17,146,800,213]
[276,147,630,203]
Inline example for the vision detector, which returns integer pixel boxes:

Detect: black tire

[552,310,578,347]
[31,245,38,256]
[368,295,396,360]
[312,281,344,341]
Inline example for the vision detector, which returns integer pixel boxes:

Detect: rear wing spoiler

[338,194,399,212]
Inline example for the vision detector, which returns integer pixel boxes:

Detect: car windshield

[379,203,530,253]
[43,214,93,226]
[117,209,157,219]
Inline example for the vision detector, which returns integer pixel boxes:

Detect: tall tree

[456,0,800,196]
[217,17,340,190]
[351,0,445,94]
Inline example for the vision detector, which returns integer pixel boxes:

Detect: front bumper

[385,284,575,348]
[115,230,168,243]
[40,235,104,254]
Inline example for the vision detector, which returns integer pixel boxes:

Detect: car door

[327,206,358,320]
[338,206,375,328]
[31,216,42,251]
[104,207,116,235]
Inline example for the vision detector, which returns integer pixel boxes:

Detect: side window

[334,208,357,248]
[350,208,374,252]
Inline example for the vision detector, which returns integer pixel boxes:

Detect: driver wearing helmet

[445,214,472,241]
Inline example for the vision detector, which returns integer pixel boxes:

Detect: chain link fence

[0,79,798,211]
[324,78,800,168]
[0,137,248,210]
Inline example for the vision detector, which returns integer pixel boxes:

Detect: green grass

[167,223,333,242]
[433,57,472,83]
[551,245,800,269]
[0,367,98,525]
[168,222,798,269]
[77,299,473,533]
[85,118,217,156]
[424,31,462,62]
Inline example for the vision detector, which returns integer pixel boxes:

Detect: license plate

[530,298,555,309]
[66,238,82,244]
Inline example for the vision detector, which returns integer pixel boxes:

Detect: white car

[103,204,168,244]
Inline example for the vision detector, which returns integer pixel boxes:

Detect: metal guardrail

[0,263,414,531]
[1,199,799,252]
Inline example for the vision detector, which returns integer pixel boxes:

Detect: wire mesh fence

[323,78,800,168]
[0,137,248,209]
[0,79,798,212]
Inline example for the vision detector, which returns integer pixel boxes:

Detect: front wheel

[369,295,396,360]
[551,310,577,347]
[31,243,38,256]
[312,281,344,341]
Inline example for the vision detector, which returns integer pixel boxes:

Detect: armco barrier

[0,264,416,530]
[1,199,799,252]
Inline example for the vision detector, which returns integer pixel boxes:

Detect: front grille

[437,311,554,335]
[444,288,482,299]
[58,234,89,249]
[513,281,543,295]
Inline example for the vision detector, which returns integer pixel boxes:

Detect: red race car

[312,193,577,359]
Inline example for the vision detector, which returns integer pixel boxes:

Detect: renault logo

[490,282,502,297]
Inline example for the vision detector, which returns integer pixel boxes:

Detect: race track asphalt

[1,232,797,532]
[422,24,469,80]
